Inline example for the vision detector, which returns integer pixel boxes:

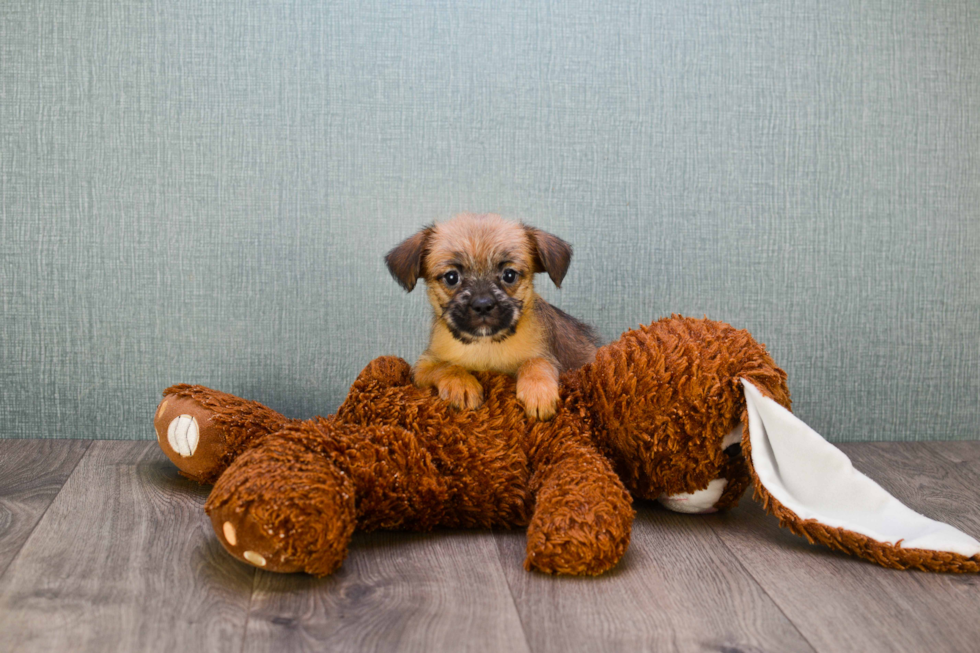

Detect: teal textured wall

[2,0,978,441]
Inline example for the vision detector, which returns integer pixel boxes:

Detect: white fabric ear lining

[741,379,980,558]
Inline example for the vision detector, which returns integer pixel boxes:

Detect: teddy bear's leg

[154,384,298,484]
[205,420,356,577]
[523,421,635,575]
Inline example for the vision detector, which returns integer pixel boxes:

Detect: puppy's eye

[443,270,460,287]
[501,269,518,285]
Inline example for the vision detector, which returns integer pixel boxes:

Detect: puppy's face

[424,216,532,342]
[385,214,572,344]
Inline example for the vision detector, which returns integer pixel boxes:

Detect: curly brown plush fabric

[574,316,790,502]
[154,316,785,576]
[155,315,977,576]
[160,359,638,575]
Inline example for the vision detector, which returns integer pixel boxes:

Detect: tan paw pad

[222,521,237,547]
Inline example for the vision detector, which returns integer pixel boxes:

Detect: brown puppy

[385,213,600,420]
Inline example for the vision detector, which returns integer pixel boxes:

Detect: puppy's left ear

[526,227,573,288]
[385,226,433,292]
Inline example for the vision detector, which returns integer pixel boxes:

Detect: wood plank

[1,439,974,652]
[0,441,255,653]
[495,505,815,653]
[708,442,980,653]
[0,440,91,578]
[924,439,980,471]
[243,529,531,653]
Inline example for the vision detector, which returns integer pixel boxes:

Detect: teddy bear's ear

[526,227,573,288]
[740,378,980,571]
[385,226,433,292]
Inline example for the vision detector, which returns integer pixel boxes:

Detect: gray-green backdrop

[2,0,978,441]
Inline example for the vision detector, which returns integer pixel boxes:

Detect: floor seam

[490,532,535,653]
[706,515,821,653]
[238,568,259,653]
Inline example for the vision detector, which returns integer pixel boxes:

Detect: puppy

[385,213,600,420]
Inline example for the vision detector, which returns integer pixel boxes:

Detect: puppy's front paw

[437,370,484,410]
[517,374,559,421]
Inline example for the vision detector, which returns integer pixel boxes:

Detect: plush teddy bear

[155,316,980,576]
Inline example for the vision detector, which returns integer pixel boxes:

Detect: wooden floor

[0,440,978,653]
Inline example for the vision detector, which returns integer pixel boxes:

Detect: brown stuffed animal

[155,316,980,576]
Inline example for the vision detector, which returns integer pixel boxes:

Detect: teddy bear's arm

[522,414,634,575]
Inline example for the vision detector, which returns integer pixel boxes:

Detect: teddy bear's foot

[154,384,295,484]
[205,426,357,577]
[155,391,231,483]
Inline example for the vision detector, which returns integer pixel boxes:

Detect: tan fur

[423,299,561,419]
[516,356,561,420]
[425,214,534,279]
[386,213,597,420]
[426,300,548,374]
[412,355,484,410]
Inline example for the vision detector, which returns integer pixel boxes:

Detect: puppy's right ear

[385,226,433,292]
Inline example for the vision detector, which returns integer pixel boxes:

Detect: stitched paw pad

[209,509,302,574]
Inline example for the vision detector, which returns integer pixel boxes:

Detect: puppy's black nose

[470,295,497,316]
